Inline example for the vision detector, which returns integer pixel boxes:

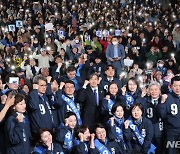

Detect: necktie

[154,100,158,106]
[40,95,45,102]
[94,89,98,106]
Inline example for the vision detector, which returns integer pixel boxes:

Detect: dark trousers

[152,137,165,154]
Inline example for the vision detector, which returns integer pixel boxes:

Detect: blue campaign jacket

[124,117,154,153]
[140,96,164,138]
[99,76,122,93]
[28,89,54,134]
[100,95,124,123]
[46,88,81,124]
[5,113,31,154]
[89,138,123,154]
[157,92,180,130]
[119,89,142,118]
[33,142,64,154]
[55,124,76,154]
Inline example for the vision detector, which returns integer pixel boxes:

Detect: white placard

[124,59,134,67]
[16,20,23,27]
[115,30,122,36]
[58,30,64,37]
[8,25,16,32]
[45,23,54,31]
[9,77,19,84]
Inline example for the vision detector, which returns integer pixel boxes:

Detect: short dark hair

[108,82,119,92]
[77,125,89,134]
[111,103,124,115]
[14,93,25,106]
[171,76,180,85]
[55,55,62,60]
[66,65,76,73]
[65,112,76,119]
[105,65,115,71]
[94,123,105,132]
[130,103,144,116]
[64,80,75,87]
[76,125,89,139]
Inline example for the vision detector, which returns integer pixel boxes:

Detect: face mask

[75,39,79,43]
[112,41,118,45]
[158,64,164,67]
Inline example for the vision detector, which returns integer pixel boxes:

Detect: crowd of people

[0,0,180,154]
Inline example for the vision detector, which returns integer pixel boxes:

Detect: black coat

[28,90,54,134]
[77,85,105,131]
[5,113,31,154]
[124,117,154,153]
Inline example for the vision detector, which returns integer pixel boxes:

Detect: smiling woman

[33,128,64,154]
[5,93,31,154]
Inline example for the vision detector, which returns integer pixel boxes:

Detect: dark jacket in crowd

[77,85,105,132]
[5,112,31,154]
[33,142,64,154]
[99,76,122,93]
[28,89,54,134]
[124,117,154,153]
[157,92,180,130]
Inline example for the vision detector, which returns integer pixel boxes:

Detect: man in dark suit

[106,36,125,78]
[77,73,105,132]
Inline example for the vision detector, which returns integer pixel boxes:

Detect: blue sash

[59,123,73,151]
[128,118,156,154]
[125,93,134,108]
[62,94,82,125]
[33,145,47,154]
[107,99,114,115]
[2,88,10,94]
[113,116,127,150]
[94,139,111,154]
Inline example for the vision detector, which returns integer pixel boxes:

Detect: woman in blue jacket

[89,123,123,154]
[33,128,64,154]
[124,103,155,154]
[5,93,31,154]
[100,82,124,123]
[107,103,131,153]
[120,78,143,118]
